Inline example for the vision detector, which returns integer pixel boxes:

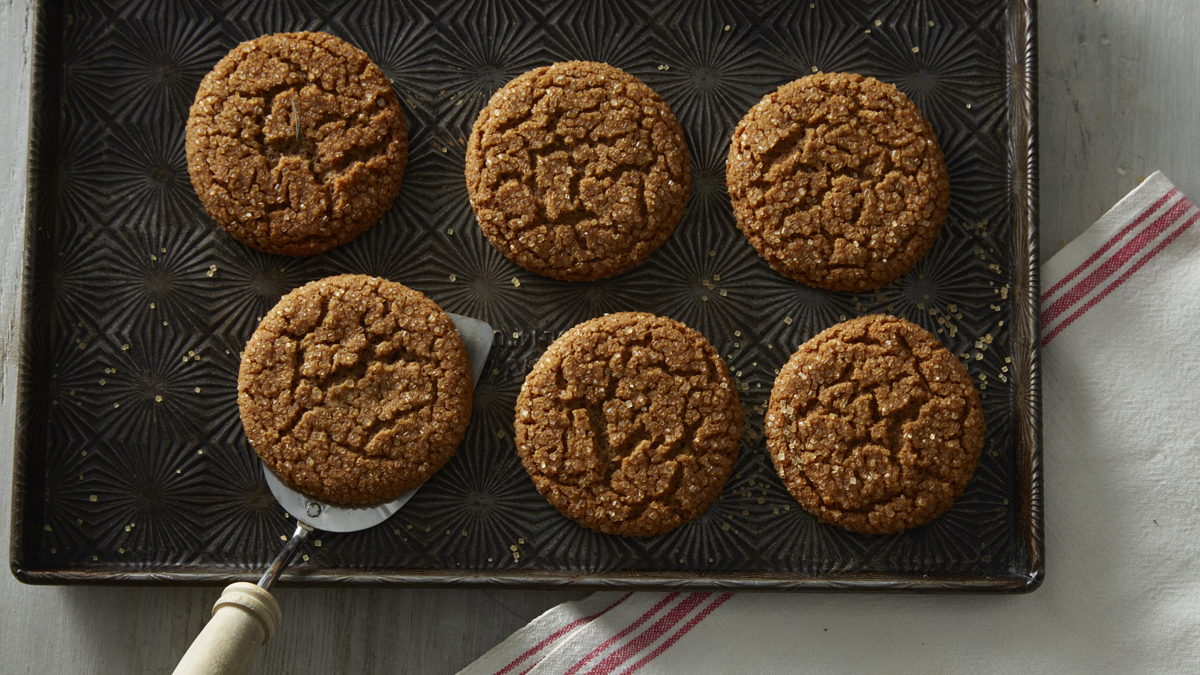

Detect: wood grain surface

[1039,0,1200,257]
[3,1,1198,673]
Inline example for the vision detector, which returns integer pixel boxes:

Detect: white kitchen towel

[460,171,1200,675]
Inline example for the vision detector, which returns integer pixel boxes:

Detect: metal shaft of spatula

[259,522,312,590]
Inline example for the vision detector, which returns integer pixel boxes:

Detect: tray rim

[9,0,1044,592]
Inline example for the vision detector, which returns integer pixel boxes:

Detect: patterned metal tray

[11,0,1041,591]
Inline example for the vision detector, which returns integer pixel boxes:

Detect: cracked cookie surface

[187,31,408,256]
[766,315,983,534]
[727,72,948,292]
[515,312,740,537]
[466,61,690,282]
[238,274,472,505]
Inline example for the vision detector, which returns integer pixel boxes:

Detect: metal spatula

[172,313,494,675]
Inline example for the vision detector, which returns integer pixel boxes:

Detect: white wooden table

[2,2,1198,673]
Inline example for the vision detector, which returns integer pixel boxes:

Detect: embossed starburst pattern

[14,0,1036,591]
[647,5,771,149]
[756,1,873,85]
[432,0,548,139]
[543,0,653,70]
[332,0,439,132]
[106,4,226,125]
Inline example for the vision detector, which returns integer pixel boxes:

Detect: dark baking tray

[11,0,1041,591]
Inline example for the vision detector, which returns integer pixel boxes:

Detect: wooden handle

[172,583,282,675]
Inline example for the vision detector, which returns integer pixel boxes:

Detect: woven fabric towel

[460,171,1200,675]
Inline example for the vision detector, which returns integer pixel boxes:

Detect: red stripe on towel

[562,594,681,675]
[622,593,736,675]
[1043,209,1199,347]
[1041,198,1190,326]
[586,594,710,675]
[1042,188,1177,301]
[494,593,633,675]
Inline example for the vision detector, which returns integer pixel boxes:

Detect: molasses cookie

[187,31,408,256]
[765,315,983,534]
[727,73,949,292]
[515,312,740,537]
[466,61,690,282]
[238,274,472,505]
